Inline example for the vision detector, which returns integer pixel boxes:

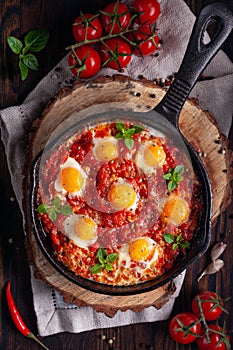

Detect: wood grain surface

[0,1,232,349]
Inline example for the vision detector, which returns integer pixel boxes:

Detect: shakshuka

[36,120,203,286]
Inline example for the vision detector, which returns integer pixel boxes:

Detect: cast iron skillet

[29,3,233,295]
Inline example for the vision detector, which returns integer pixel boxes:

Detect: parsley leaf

[7,28,49,80]
[91,248,119,274]
[163,164,184,192]
[115,119,144,149]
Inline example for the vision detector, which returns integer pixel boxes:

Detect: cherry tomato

[197,325,230,350]
[68,46,101,78]
[169,312,201,344]
[100,38,132,70]
[192,291,224,321]
[132,0,160,25]
[101,2,131,34]
[72,13,103,42]
[129,25,159,56]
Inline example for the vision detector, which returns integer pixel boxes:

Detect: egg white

[54,157,87,197]
[135,141,166,175]
[63,214,98,249]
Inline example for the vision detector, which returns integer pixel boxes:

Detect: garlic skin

[211,242,227,261]
[197,259,224,282]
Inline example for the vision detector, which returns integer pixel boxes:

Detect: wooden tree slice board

[24,75,232,317]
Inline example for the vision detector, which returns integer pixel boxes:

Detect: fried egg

[136,142,166,174]
[63,214,97,248]
[54,157,87,197]
[161,196,190,225]
[107,179,138,211]
[93,136,118,161]
[118,237,159,269]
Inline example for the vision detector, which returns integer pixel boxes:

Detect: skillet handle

[154,2,233,128]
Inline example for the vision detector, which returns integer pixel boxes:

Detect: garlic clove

[197,259,224,282]
[211,242,227,262]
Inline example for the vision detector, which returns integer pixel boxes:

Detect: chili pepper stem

[28,332,50,350]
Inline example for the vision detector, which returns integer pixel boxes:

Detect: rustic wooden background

[0,0,232,349]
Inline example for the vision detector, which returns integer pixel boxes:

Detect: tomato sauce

[37,120,203,286]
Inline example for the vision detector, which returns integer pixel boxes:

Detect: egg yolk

[61,167,84,193]
[162,197,189,225]
[107,183,136,210]
[144,144,166,167]
[74,217,96,240]
[95,141,117,161]
[129,238,153,262]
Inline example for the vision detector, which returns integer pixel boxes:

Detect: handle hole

[202,17,223,47]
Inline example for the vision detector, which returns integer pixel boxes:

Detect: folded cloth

[0,0,232,336]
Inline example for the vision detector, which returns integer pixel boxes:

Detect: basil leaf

[98,257,105,264]
[163,173,172,180]
[125,128,135,137]
[116,119,125,131]
[175,165,184,175]
[47,208,57,221]
[115,132,123,139]
[180,241,190,249]
[37,203,49,214]
[172,243,178,250]
[124,138,134,150]
[22,53,39,70]
[106,253,118,263]
[60,204,73,216]
[91,264,103,274]
[176,234,183,243]
[52,197,60,208]
[19,60,29,80]
[24,29,49,52]
[133,125,145,134]
[168,181,177,192]
[163,233,174,244]
[105,263,113,271]
[7,36,23,54]
[97,248,107,261]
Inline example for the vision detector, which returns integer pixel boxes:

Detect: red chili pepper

[6,281,50,350]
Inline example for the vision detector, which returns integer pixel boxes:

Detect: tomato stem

[66,28,135,50]
[196,295,210,343]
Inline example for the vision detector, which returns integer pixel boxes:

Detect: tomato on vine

[128,25,159,56]
[72,13,103,42]
[132,0,161,25]
[100,1,131,34]
[192,291,227,321]
[68,46,101,78]
[169,312,201,344]
[100,38,132,70]
[197,324,231,350]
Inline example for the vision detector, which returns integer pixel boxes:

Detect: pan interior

[30,104,211,295]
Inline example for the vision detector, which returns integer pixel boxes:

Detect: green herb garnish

[163,164,184,192]
[115,119,144,150]
[163,233,190,250]
[7,29,49,80]
[91,247,118,274]
[37,197,72,221]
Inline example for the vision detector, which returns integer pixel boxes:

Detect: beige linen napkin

[0,0,232,336]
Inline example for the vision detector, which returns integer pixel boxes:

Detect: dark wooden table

[0,1,232,349]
